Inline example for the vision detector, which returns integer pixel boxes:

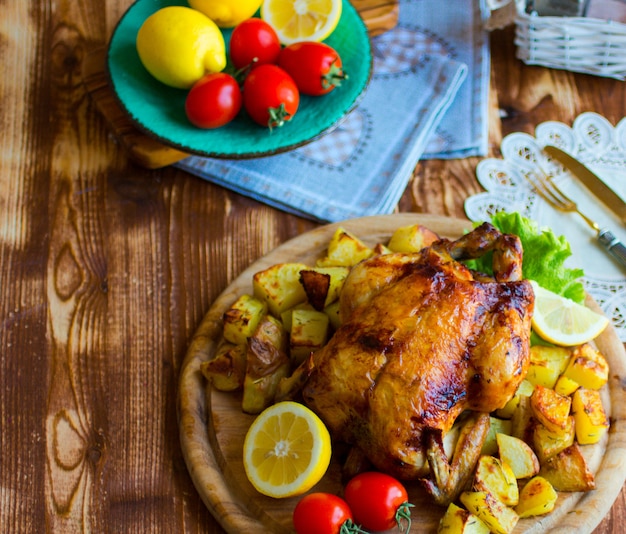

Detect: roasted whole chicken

[302,223,535,481]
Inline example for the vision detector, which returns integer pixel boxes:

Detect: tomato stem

[322,59,348,90]
[395,502,414,534]
[267,102,292,131]
[340,519,368,534]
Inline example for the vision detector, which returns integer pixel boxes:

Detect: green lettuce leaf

[467,212,585,304]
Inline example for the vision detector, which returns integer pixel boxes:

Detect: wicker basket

[513,0,626,80]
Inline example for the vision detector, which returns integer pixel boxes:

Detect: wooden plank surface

[0,0,625,533]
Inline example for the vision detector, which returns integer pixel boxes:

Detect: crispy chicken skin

[302,223,534,480]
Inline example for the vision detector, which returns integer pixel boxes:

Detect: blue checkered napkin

[177,53,466,222]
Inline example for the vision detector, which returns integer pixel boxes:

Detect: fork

[525,169,626,269]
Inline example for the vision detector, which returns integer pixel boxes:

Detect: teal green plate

[106,0,372,159]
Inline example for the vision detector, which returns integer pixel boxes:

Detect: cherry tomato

[293,493,359,534]
[184,72,242,129]
[243,64,299,129]
[229,18,281,70]
[278,41,347,96]
[344,472,414,534]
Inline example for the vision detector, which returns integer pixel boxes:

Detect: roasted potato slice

[526,345,572,389]
[242,315,290,414]
[473,455,519,507]
[289,309,330,366]
[460,491,519,534]
[496,433,540,479]
[481,417,513,456]
[532,416,575,462]
[437,502,490,534]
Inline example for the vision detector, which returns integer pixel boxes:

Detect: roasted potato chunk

[460,491,519,534]
[532,416,575,462]
[200,341,247,392]
[572,388,609,444]
[222,294,268,346]
[387,223,440,253]
[538,442,595,492]
[515,476,557,518]
[242,315,290,414]
[437,502,490,534]
[526,345,571,389]
[299,266,350,311]
[253,262,309,316]
[481,417,513,456]
[529,385,572,433]
[562,343,609,390]
[316,227,374,267]
[472,455,519,507]
[289,308,330,366]
[496,433,540,479]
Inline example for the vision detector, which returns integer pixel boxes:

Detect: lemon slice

[261,0,342,45]
[243,401,331,498]
[530,280,609,346]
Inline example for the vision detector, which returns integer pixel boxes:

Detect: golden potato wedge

[299,266,350,311]
[562,343,609,390]
[252,262,309,317]
[509,396,534,442]
[515,476,558,518]
[526,345,572,388]
[529,385,572,433]
[538,442,595,492]
[572,388,609,445]
[316,227,374,267]
[495,379,534,419]
[496,433,540,479]
[242,315,290,414]
[554,374,579,396]
[372,242,392,255]
[387,223,440,253]
[437,502,490,534]
[481,417,513,456]
[473,455,519,506]
[289,308,330,366]
[532,416,575,462]
[200,341,247,392]
[222,294,268,346]
[460,491,519,534]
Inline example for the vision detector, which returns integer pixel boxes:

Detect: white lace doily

[465,112,626,341]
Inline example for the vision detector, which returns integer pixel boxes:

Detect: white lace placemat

[464,112,626,341]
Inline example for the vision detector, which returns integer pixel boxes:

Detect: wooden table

[1,1,624,532]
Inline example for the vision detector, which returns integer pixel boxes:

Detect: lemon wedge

[243,401,331,498]
[261,0,342,44]
[530,280,609,346]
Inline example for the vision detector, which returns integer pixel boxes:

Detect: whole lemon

[188,0,263,28]
[136,6,227,89]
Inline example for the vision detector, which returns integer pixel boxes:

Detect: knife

[543,145,626,225]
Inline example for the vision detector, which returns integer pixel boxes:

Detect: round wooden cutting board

[177,214,626,534]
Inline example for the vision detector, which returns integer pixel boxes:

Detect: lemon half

[530,280,609,346]
[261,0,342,44]
[243,401,331,498]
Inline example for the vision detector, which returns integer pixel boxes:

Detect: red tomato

[278,41,347,96]
[243,64,299,129]
[229,18,281,70]
[344,472,414,533]
[184,72,242,129]
[293,493,357,534]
